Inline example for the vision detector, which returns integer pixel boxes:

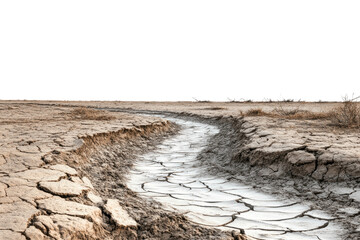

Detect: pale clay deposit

[0,101,359,240]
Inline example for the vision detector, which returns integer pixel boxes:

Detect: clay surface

[1,101,359,240]
[127,116,346,240]
[1,103,234,240]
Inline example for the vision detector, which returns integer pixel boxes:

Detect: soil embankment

[0,104,241,240]
[126,115,346,240]
[110,108,360,239]
[1,101,359,239]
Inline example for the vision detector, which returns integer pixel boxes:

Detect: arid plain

[0,101,359,240]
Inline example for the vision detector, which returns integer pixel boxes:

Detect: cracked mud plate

[127,117,345,240]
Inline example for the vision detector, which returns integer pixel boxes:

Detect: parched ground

[65,100,360,182]
[0,103,238,240]
[1,101,360,239]
[37,100,360,182]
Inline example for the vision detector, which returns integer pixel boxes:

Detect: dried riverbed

[127,116,346,240]
[2,102,358,239]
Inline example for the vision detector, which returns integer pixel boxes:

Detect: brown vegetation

[241,107,331,120]
[68,107,115,121]
[330,99,360,128]
[242,108,266,116]
[201,107,227,111]
[241,99,360,128]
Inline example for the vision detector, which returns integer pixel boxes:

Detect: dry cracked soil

[0,101,359,240]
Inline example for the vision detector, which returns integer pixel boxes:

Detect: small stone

[286,151,316,165]
[37,196,102,224]
[104,199,137,228]
[87,192,103,205]
[81,177,94,189]
[312,165,327,180]
[39,179,88,197]
[317,152,334,164]
[49,164,78,175]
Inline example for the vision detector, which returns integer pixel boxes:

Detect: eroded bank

[126,115,353,240]
[0,104,240,240]
[2,102,359,239]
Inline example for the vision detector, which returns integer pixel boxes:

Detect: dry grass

[68,107,115,121]
[330,100,360,128]
[273,105,301,116]
[241,99,360,128]
[283,111,332,120]
[242,108,267,116]
[241,108,332,120]
[201,107,227,111]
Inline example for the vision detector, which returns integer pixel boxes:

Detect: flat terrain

[0,101,359,239]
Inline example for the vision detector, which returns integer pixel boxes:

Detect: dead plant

[203,107,227,110]
[330,96,360,128]
[241,107,331,120]
[273,104,301,116]
[239,96,360,128]
[243,108,268,116]
[68,107,115,121]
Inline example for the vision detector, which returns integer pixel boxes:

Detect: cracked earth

[127,116,350,240]
[1,101,360,240]
[0,104,184,239]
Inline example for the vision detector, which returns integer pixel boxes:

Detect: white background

[0,1,359,101]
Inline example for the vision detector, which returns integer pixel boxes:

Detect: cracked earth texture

[35,101,360,181]
[2,104,230,239]
[127,116,348,240]
[1,101,360,240]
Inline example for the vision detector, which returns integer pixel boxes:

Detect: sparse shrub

[273,105,301,116]
[330,97,360,128]
[68,107,115,121]
[241,106,331,120]
[239,96,360,128]
[292,111,331,120]
[245,108,267,116]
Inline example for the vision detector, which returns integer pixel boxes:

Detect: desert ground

[0,101,359,240]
